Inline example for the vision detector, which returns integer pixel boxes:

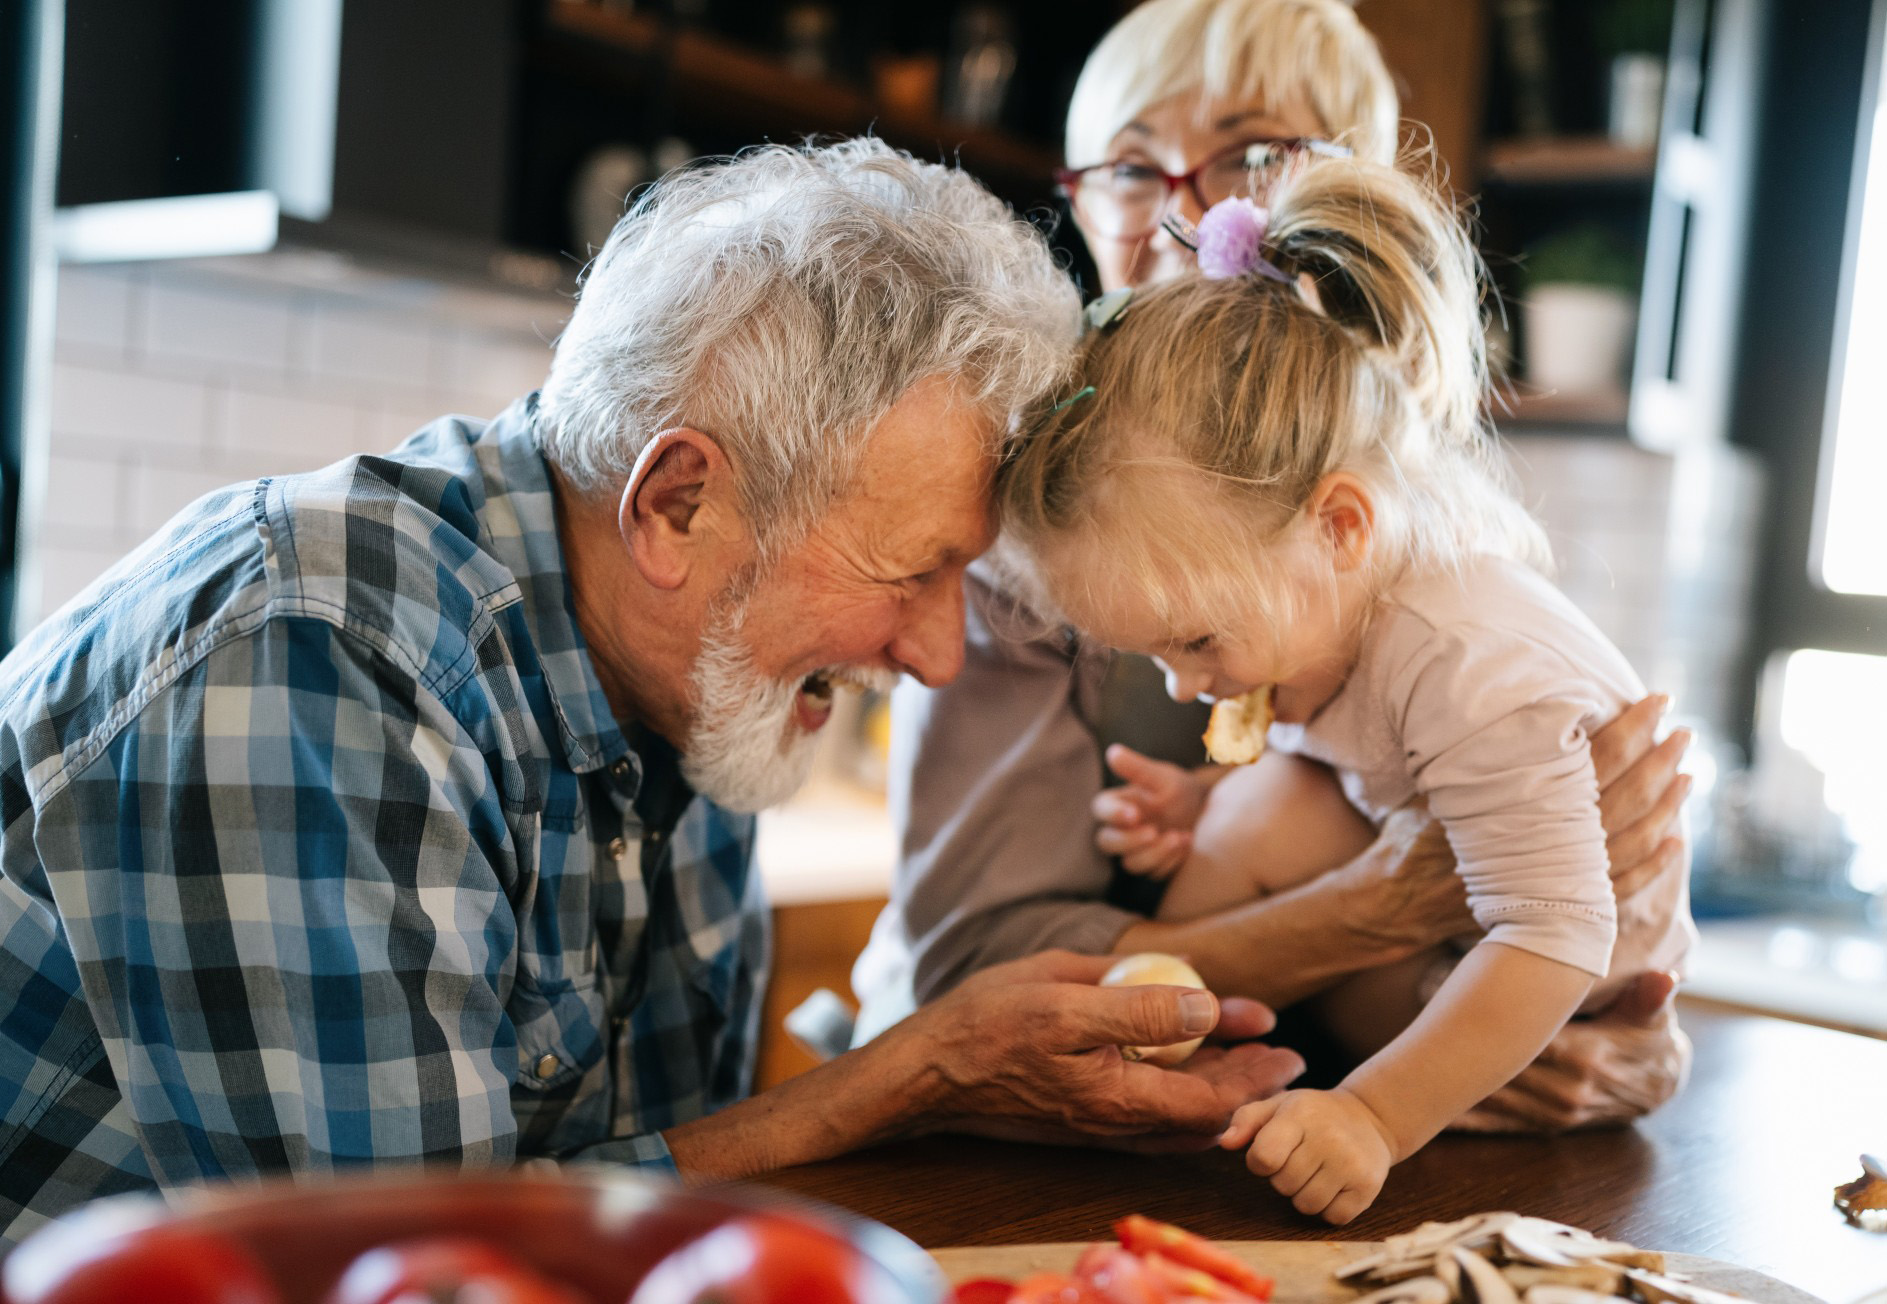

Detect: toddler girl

[1000,156,1693,1224]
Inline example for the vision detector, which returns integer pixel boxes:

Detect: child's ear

[1307,473,1375,572]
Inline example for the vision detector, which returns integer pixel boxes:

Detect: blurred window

[1818,19,1887,595]
[1776,649,1887,894]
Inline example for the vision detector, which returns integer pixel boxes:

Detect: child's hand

[1092,745,1211,879]
[1220,1088,1397,1225]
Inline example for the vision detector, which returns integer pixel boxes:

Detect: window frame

[1737,0,1887,739]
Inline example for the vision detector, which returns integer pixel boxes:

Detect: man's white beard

[682,589,897,814]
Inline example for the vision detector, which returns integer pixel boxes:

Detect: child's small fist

[1222,1089,1395,1226]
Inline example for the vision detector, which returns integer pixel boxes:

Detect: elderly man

[0,140,1304,1244]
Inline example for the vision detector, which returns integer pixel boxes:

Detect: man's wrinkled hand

[911,950,1305,1149]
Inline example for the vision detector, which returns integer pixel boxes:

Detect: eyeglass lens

[1070,142,1299,239]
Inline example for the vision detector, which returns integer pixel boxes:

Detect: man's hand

[665,949,1303,1180]
[1450,970,1692,1133]
[914,950,1304,1149]
[1092,746,1217,879]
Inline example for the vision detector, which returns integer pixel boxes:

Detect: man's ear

[618,428,745,590]
[1307,472,1376,572]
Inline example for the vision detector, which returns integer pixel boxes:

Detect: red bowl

[0,1168,946,1304]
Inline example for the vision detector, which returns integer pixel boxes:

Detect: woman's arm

[1117,797,1452,1007]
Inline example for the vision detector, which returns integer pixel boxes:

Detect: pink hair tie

[1167,198,1291,283]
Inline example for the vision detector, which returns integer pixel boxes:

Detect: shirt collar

[473,394,634,778]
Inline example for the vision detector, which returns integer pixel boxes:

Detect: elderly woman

[858,0,1693,1131]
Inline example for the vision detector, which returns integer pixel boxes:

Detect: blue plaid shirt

[0,399,768,1246]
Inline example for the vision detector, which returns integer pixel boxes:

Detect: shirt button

[608,836,627,860]
[610,758,632,779]
[533,1053,560,1081]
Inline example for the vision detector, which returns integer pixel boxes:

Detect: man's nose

[888,575,968,688]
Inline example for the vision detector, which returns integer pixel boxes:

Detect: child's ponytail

[999,147,1550,641]
[1263,152,1486,446]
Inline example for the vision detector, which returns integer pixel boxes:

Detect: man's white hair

[539,137,1079,560]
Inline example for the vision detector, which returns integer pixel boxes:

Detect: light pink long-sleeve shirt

[1272,556,1694,998]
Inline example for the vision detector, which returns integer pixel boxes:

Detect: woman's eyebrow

[1213,108,1281,131]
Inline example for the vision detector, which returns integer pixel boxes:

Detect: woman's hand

[1594,696,1693,902]
[1451,970,1692,1132]
[1092,745,1218,878]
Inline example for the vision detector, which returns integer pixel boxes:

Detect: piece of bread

[1202,686,1274,765]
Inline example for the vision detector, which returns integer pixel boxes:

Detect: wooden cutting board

[928,1242,1825,1304]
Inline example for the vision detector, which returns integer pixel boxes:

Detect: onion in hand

[1100,952,1210,1067]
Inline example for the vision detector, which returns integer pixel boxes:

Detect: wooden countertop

[759,1006,1887,1303]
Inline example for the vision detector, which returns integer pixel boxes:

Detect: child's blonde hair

[1000,154,1550,640]
[1066,0,1400,170]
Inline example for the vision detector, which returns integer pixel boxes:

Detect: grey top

[852,564,1207,1039]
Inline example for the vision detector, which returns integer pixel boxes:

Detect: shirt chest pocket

[508,967,607,1096]
[508,783,610,1097]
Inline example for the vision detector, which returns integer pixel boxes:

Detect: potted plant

[1595,0,1676,148]
[1521,225,1641,396]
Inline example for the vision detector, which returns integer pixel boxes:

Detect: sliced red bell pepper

[954,1279,1021,1304]
[1008,1271,1104,1304]
[1073,1243,1168,1304]
[1114,1216,1274,1301]
[1138,1252,1267,1303]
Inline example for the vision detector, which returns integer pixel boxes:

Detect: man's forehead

[809,379,1002,564]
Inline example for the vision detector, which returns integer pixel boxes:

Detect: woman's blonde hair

[1000,154,1550,640]
[1065,0,1400,170]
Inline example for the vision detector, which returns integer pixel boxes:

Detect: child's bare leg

[1157,753,1375,922]
[1311,951,1448,1062]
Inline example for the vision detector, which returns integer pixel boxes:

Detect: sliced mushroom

[1338,1255,1443,1286]
[1501,1219,1664,1271]
[1435,1249,1462,1297]
[1523,1287,1634,1304]
[1624,1270,1749,1304]
[1351,1276,1456,1304]
[1503,1264,1629,1295]
[1339,1214,1520,1283]
[1454,1247,1521,1304]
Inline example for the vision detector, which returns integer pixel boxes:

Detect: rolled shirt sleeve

[45,616,535,1180]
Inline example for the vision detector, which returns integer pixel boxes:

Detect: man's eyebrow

[1117,121,1152,137]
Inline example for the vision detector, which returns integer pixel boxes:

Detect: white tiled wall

[26,263,1766,741]
[23,257,570,627]
[1505,431,1765,738]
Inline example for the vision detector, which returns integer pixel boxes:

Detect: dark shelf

[1482,135,1658,186]
[535,3,1060,198]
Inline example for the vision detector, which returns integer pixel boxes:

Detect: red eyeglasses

[1055,137,1351,240]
